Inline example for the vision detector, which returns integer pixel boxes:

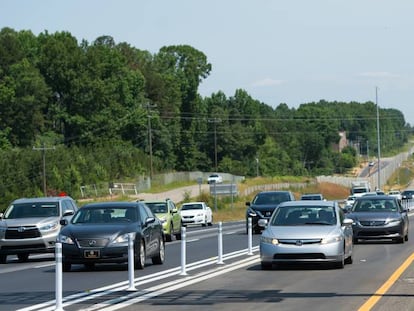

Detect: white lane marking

[17,246,259,311]
[186,238,200,243]
[87,256,260,311]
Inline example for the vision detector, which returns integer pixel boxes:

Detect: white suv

[0,196,78,263]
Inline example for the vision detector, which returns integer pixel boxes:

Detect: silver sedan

[259,200,353,270]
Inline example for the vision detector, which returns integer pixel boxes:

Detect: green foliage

[0,27,411,211]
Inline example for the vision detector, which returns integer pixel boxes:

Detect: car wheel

[261,261,273,270]
[63,262,71,272]
[345,254,353,265]
[0,254,7,264]
[17,253,29,262]
[166,223,173,242]
[135,240,146,270]
[405,233,409,241]
[335,256,345,269]
[175,229,182,240]
[152,239,165,265]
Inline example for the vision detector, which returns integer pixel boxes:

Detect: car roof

[278,200,335,208]
[82,201,143,209]
[355,195,395,201]
[181,201,205,205]
[12,196,74,204]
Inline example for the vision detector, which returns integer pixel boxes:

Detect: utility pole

[144,103,156,179]
[376,87,381,190]
[33,143,55,196]
[208,118,221,172]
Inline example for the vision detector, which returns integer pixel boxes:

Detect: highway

[1,216,414,311]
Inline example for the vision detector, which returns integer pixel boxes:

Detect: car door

[136,206,154,256]
[169,201,181,233]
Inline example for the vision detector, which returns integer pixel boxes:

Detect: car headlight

[247,208,257,217]
[387,218,402,225]
[39,221,59,232]
[112,232,135,244]
[261,236,279,245]
[57,234,74,245]
[321,235,343,244]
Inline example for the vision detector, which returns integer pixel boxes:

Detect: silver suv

[0,196,78,263]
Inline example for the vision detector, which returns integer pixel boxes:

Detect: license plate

[84,250,100,258]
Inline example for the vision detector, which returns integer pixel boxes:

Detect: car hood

[249,204,280,212]
[347,212,403,221]
[61,223,136,238]
[0,216,59,227]
[154,212,168,219]
[265,225,340,239]
[180,210,204,216]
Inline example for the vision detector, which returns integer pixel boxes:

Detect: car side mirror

[258,219,268,227]
[146,217,156,225]
[63,210,74,217]
[60,219,68,226]
[171,208,178,214]
[343,218,353,226]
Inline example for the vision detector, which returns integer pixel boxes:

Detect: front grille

[279,239,321,245]
[5,227,41,239]
[360,221,386,227]
[2,244,45,250]
[183,216,194,219]
[274,253,326,260]
[76,238,109,248]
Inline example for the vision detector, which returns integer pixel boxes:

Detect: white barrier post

[217,221,224,264]
[179,226,188,276]
[247,217,253,255]
[127,233,136,291]
[54,242,64,311]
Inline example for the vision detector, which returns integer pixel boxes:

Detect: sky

[1,0,414,124]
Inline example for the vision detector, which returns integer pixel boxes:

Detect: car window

[4,202,59,218]
[253,192,291,205]
[353,199,398,212]
[181,204,203,210]
[145,202,167,213]
[271,206,336,226]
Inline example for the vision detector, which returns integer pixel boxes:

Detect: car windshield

[72,207,138,224]
[181,204,203,210]
[271,206,336,226]
[252,193,290,205]
[301,195,322,200]
[145,202,167,214]
[4,202,59,219]
[352,199,398,212]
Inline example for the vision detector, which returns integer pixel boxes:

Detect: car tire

[63,262,71,272]
[152,239,165,265]
[261,261,273,270]
[405,233,409,242]
[17,253,29,262]
[345,255,353,265]
[335,256,345,269]
[135,240,146,270]
[0,254,7,264]
[208,217,213,226]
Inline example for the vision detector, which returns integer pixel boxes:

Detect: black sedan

[58,201,165,271]
[345,195,409,244]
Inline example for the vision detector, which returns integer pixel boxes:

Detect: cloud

[251,78,284,87]
[358,72,400,79]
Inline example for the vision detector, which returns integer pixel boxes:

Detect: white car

[346,195,356,206]
[207,174,223,184]
[180,202,213,227]
[388,190,402,201]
